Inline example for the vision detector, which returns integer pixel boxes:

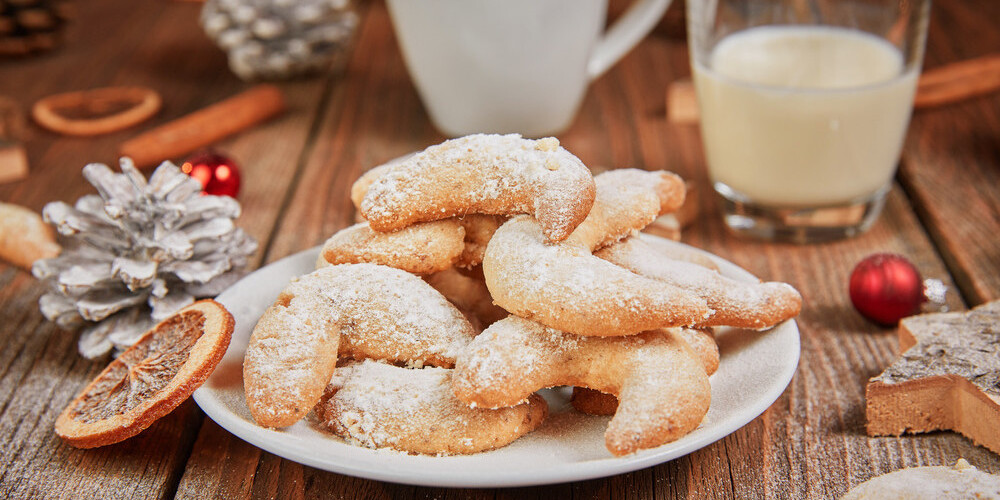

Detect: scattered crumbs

[534,137,560,152]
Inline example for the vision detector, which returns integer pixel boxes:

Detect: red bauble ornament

[849,253,925,325]
[181,152,241,198]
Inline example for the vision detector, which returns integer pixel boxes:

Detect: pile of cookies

[242,134,802,456]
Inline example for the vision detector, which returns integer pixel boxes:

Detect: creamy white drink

[694,26,918,206]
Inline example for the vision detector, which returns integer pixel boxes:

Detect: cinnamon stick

[120,84,286,167]
[667,53,1000,123]
[915,53,1000,109]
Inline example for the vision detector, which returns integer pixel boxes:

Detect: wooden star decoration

[866,300,1000,454]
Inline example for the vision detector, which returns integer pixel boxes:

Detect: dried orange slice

[55,299,234,448]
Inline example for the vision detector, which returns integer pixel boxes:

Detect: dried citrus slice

[55,299,234,448]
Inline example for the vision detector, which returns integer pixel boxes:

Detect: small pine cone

[0,0,72,57]
[201,0,358,81]
[32,158,258,358]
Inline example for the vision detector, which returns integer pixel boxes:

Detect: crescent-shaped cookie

[317,360,547,455]
[571,328,718,416]
[452,316,711,456]
[425,267,508,330]
[243,263,475,428]
[359,134,596,242]
[484,169,710,336]
[629,232,719,271]
[595,235,802,329]
[316,214,504,273]
[351,161,398,211]
[454,214,505,268]
[561,168,686,250]
[317,220,466,274]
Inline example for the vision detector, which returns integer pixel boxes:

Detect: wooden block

[667,79,700,124]
[0,143,29,184]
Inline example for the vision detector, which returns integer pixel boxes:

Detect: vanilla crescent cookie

[484,169,710,336]
[453,316,711,456]
[842,459,1000,499]
[425,267,508,329]
[350,161,399,211]
[316,215,504,273]
[243,263,475,428]
[571,328,719,416]
[317,220,466,274]
[631,232,719,271]
[563,168,686,250]
[317,360,547,455]
[359,134,596,242]
[596,235,802,329]
[454,214,505,268]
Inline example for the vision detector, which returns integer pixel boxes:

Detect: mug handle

[587,0,673,79]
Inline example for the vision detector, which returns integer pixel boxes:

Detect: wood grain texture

[899,1,1000,306]
[0,0,329,498]
[0,270,204,500]
[176,2,1000,499]
[1,0,999,498]
[262,0,445,264]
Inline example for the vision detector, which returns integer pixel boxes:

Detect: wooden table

[1,1,998,498]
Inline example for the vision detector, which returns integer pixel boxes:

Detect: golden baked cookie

[359,134,596,242]
[424,267,508,329]
[454,214,505,268]
[483,169,710,336]
[318,215,506,273]
[842,459,1000,499]
[0,202,60,269]
[452,317,711,456]
[596,235,802,330]
[317,360,547,455]
[571,328,719,416]
[317,220,466,274]
[243,263,475,428]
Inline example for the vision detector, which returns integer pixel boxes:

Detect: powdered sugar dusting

[842,460,1000,499]
[359,134,595,241]
[317,360,546,454]
[243,263,476,426]
[202,239,801,471]
[565,169,685,251]
[483,216,710,336]
[596,236,801,330]
[318,220,465,274]
[874,300,1000,394]
[453,318,711,455]
[314,264,475,366]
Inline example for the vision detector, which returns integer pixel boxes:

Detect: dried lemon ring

[32,86,162,136]
[55,300,234,448]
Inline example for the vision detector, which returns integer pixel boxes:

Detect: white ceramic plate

[193,238,800,488]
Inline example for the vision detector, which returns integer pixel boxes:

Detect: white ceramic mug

[386,0,671,137]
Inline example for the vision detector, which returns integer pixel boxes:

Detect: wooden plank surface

[899,1,1000,306]
[175,1,1000,499]
[0,0,998,498]
[0,0,330,498]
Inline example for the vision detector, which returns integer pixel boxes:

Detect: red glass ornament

[181,152,241,198]
[849,253,925,326]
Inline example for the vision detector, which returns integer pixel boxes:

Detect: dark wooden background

[0,0,997,498]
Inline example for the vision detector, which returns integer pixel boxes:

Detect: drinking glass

[687,0,930,243]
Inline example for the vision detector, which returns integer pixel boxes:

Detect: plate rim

[194,237,800,488]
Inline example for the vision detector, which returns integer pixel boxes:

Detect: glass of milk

[687,0,930,243]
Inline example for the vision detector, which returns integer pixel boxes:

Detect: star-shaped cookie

[866,300,1000,453]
